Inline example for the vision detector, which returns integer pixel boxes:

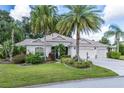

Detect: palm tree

[56,5,104,61]
[30,5,58,60]
[104,24,124,52]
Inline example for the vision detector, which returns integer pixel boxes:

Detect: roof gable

[41,33,74,42]
[52,36,66,40]
[32,38,43,43]
[80,38,93,44]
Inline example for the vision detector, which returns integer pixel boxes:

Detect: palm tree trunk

[10,29,14,62]
[44,31,47,61]
[116,39,119,52]
[75,24,80,61]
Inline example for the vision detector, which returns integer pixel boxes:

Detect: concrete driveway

[91,58,124,76]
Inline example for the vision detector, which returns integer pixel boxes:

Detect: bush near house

[61,58,74,65]
[0,46,26,59]
[61,57,93,68]
[13,46,26,56]
[0,48,4,59]
[107,51,121,59]
[12,53,25,64]
[73,60,93,68]
[119,44,124,55]
[25,53,45,64]
[61,55,71,58]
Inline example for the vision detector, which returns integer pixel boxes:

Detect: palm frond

[104,31,115,38]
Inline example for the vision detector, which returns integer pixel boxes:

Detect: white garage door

[97,49,107,58]
[79,47,96,59]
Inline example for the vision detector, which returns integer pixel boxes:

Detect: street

[26,76,124,88]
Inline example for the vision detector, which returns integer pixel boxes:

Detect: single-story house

[16,33,108,59]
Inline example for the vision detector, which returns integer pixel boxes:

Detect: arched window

[35,47,43,55]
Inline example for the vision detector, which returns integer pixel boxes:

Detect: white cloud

[80,25,109,41]
[10,5,31,21]
[104,5,124,22]
[73,25,116,44]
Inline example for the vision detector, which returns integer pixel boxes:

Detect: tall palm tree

[30,5,58,60]
[56,5,104,61]
[104,25,124,52]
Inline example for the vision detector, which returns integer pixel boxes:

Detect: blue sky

[0,5,14,12]
[0,5,124,43]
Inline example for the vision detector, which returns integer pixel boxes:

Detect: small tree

[54,44,66,58]
[104,25,124,52]
[99,37,110,45]
[2,40,12,60]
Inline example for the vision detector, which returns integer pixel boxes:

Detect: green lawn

[120,56,124,60]
[0,63,117,87]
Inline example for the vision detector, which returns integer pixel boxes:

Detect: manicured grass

[120,56,124,60]
[0,63,117,87]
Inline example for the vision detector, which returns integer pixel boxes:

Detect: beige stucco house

[16,33,108,59]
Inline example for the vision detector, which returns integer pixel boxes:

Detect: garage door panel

[79,49,96,59]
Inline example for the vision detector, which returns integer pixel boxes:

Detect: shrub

[25,54,44,64]
[13,46,26,56]
[107,51,121,59]
[61,55,71,58]
[13,46,26,55]
[73,60,93,68]
[107,52,111,58]
[61,58,74,65]
[0,48,4,59]
[12,53,25,64]
[119,44,124,55]
[61,57,92,68]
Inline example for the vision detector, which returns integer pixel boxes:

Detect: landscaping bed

[120,56,124,60]
[0,63,117,88]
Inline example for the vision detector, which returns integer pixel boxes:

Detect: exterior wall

[26,45,51,57]
[26,46,36,54]
[45,46,51,57]
[68,47,71,56]
[70,46,76,58]
[26,45,107,59]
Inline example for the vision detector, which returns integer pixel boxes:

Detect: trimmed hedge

[107,51,121,59]
[25,53,44,64]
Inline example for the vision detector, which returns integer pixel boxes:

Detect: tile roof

[16,33,107,47]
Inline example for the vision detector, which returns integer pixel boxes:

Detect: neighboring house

[16,33,108,59]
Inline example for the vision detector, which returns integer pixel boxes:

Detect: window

[35,47,43,55]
